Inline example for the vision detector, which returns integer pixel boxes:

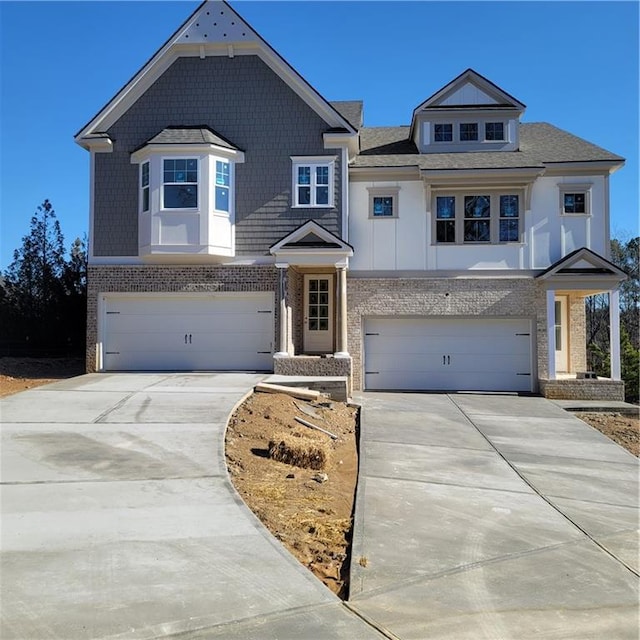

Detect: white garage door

[364,318,532,392]
[102,293,274,371]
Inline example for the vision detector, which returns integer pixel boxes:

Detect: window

[434,123,453,142]
[140,161,150,213]
[292,158,334,207]
[460,123,478,141]
[559,183,591,216]
[368,186,399,218]
[433,191,522,244]
[436,196,456,243]
[464,195,491,242]
[563,193,586,214]
[215,160,230,212]
[499,195,519,242]
[485,122,504,141]
[163,158,198,209]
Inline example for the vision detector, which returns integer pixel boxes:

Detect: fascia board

[130,143,245,163]
[542,160,625,175]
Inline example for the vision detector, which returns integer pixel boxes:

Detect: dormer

[411,69,526,154]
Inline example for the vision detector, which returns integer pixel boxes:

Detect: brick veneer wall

[87,264,277,372]
[568,294,587,372]
[347,277,546,391]
[539,379,624,401]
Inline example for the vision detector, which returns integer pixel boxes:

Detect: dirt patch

[225,390,358,598]
[0,357,85,398]
[574,412,639,457]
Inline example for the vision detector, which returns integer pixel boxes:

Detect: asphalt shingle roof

[145,126,241,150]
[329,101,364,130]
[354,122,624,170]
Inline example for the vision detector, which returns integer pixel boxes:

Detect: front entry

[303,274,334,353]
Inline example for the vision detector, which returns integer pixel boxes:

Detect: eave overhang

[542,160,625,176]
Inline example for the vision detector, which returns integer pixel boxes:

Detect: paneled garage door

[101,293,274,371]
[364,318,532,392]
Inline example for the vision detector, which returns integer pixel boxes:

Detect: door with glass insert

[303,275,334,353]
[554,296,569,373]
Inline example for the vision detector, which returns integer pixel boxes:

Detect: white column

[334,266,349,357]
[274,264,288,357]
[609,289,621,380]
[546,289,556,380]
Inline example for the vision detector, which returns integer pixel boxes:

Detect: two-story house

[75,0,627,401]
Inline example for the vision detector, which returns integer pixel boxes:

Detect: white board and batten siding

[364,317,534,392]
[99,293,274,371]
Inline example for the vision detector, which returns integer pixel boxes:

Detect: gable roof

[270,220,353,254]
[537,247,628,281]
[353,122,625,171]
[330,101,364,130]
[414,68,526,113]
[75,0,356,147]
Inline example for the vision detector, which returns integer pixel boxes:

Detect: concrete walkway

[1,374,382,640]
[349,393,639,639]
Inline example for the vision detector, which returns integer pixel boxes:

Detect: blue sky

[1,1,638,269]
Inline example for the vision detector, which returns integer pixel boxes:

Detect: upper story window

[434,191,521,244]
[215,160,230,212]
[558,183,592,216]
[291,157,335,208]
[434,123,453,142]
[459,123,478,141]
[485,122,504,141]
[368,186,400,218]
[140,162,150,213]
[163,158,198,209]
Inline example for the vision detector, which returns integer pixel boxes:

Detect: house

[75,0,627,401]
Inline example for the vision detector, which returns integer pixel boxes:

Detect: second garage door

[102,293,274,371]
[364,317,533,392]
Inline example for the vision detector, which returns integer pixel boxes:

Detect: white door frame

[303,274,334,353]
[554,296,569,373]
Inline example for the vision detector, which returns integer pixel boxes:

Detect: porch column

[274,263,289,357]
[609,289,621,380]
[335,265,349,357]
[546,289,556,380]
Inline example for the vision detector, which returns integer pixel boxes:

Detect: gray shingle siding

[93,55,342,257]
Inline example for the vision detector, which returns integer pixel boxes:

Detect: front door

[303,274,334,353]
[554,296,569,373]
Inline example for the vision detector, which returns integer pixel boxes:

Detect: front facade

[77,0,627,400]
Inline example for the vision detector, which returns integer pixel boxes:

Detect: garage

[101,293,274,371]
[364,317,533,392]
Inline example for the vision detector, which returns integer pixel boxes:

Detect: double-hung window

[215,160,230,212]
[292,157,334,207]
[464,195,491,242]
[499,195,519,241]
[436,196,456,243]
[140,161,150,213]
[163,158,198,209]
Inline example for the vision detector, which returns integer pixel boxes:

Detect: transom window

[434,192,521,244]
[140,161,150,213]
[163,158,198,209]
[292,158,334,207]
[434,123,453,142]
[459,123,478,141]
[215,160,230,212]
[485,122,504,141]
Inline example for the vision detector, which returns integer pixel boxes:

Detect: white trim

[609,289,621,380]
[546,290,556,380]
[291,157,336,208]
[341,146,349,242]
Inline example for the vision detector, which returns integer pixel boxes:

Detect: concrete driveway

[1,374,382,640]
[349,393,639,639]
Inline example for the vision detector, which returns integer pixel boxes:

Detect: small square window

[434,123,453,142]
[460,123,478,141]
[485,122,504,141]
[368,187,399,218]
[563,193,586,214]
[373,196,394,217]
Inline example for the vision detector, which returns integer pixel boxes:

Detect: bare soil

[225,391,359,597]
[0,357,84,398]
[574,412,639,457]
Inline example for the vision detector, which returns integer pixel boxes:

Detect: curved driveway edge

[349,392,639,640]
[1,373,383,640]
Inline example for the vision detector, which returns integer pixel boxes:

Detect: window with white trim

[140,161,150,213]
[163,158,198,209]
[368,187,399,218]
[558,183,591,216]
[433,191,522,244]
[291,157,334,207]
[215,160,230,212]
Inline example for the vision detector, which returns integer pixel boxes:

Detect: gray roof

[330,101,364,130]
[354,122,624,170]
[144,126,241,150]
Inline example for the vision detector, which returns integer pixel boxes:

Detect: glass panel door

[303,275,334,353]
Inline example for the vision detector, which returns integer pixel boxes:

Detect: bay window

[162,158,198,209]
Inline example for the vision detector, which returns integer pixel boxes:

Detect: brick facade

[539,379,625,401]
[87,264,277,372]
